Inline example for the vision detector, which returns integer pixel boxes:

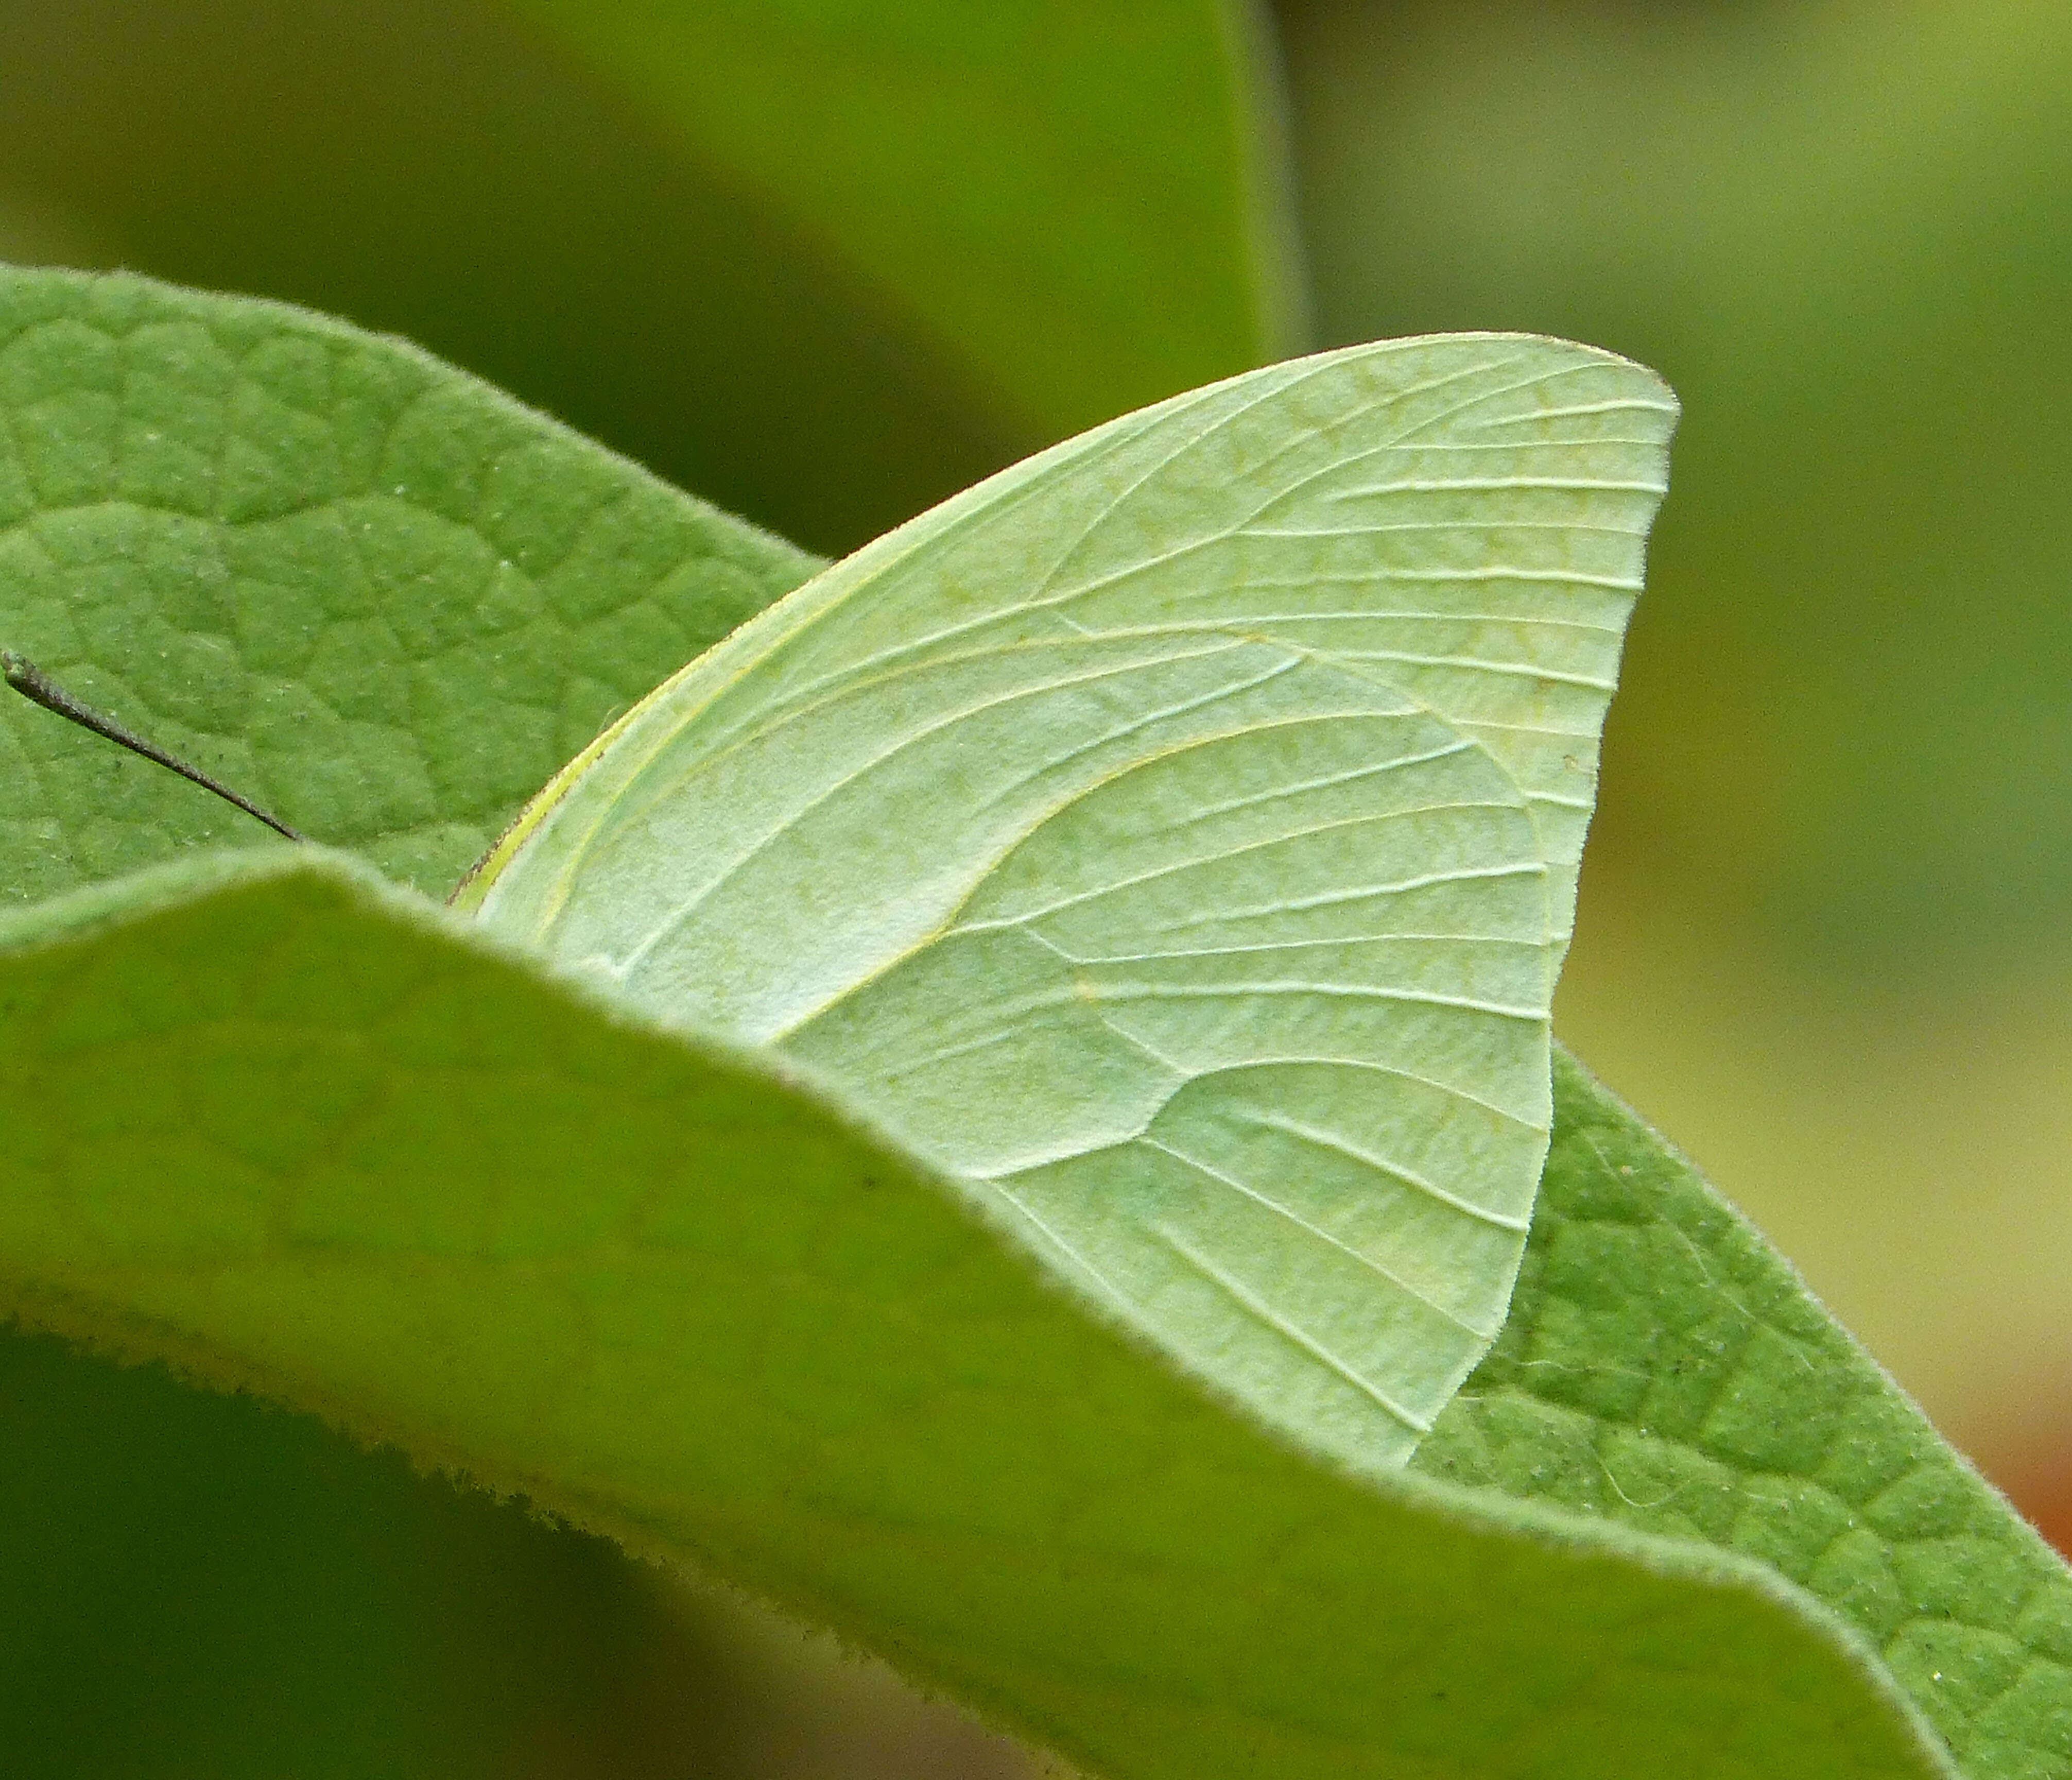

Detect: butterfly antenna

[2,652,307,843]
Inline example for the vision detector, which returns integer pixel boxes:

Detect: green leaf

[1417,1051,2072,1780]
[0,849,1952,1780]
[464,334,1675,1471]
[502,0,1307,438]
[0,264,820,906]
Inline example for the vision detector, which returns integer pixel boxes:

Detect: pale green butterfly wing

[464,336,1676,1470]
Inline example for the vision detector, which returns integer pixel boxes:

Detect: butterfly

[457,335,1675,1469]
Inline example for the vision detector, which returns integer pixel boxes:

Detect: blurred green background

[1,1,2067,1771]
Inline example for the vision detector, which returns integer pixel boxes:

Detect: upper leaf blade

[467,335,1675,1471]
[0,850,1951,1780]
[0,265,820,904]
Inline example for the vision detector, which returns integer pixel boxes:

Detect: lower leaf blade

[0,851,1954,1779]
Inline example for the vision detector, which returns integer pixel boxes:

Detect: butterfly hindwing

[468,335,1675,1470]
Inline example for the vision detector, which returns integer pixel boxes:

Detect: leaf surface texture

[0,267,819,905]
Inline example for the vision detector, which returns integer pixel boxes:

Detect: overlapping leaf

[0,850,1948,1780]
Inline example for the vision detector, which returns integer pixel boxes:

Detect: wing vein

[1238,1110,1532,1232]
[1143,1137,1495,1338]
[1151,1226,1436,1434]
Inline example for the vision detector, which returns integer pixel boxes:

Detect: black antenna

[3,651,306,843]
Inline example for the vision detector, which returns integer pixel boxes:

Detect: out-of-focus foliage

[505,0,1306,439]
[0,0,1286,555]
[0,1328,755,1779]
[1279,0,2072,1455]
[0,0,973,555]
